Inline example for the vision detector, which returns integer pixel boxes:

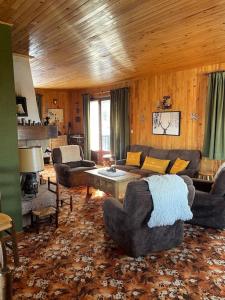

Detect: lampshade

[19,147,44,173]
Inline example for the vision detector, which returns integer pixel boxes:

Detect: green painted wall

[0,24,22,230]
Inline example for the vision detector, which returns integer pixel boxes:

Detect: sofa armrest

[177,169,198,178]
[194,190,224,207]
[192,178,213,193]
[81,160,96,167]
[54,163,70,175]
[116,159,126,165]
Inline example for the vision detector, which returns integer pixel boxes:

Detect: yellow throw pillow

[141,156,170,174]
[170,158,190,174]
[126,152,141,166]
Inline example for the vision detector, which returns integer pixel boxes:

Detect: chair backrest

[123,176,195,228]
[52,145,84,164]
[211,168,225,196]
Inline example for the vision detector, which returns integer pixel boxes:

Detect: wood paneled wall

[36,62,225,173]
[35,88,73,135]
[73,63,225,174]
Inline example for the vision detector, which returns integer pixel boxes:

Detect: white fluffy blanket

[60,145,81,163]
[144,175,193,228]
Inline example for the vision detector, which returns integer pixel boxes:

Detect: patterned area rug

[13,166,225,299]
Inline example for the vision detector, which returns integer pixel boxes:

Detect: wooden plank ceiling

[0,0,225,88]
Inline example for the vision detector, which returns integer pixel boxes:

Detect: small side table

[198,171,214,181]
[31,206,58,233]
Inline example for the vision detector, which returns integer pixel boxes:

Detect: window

[90,99,110,159]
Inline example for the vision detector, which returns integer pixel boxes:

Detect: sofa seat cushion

[66,161,82,168]
[67,166,95,174]
[130,168,159,177]
[115,165,138,172]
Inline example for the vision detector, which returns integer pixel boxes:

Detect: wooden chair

[31,206,58,234]
[0,212,19,267]
[48,177,73,212]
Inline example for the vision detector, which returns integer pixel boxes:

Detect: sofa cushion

[116,165,139,172]
[128,145,152,165]
[126,152,141,166]
[148,148,170,160]
[130,168,159,177]
[67,166,95,174]
[141,157,170,174]
[66,161,82,168]
[167,150,201,173]
[170,158,190,174]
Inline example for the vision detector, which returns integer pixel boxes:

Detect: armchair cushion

[81,160,96,167]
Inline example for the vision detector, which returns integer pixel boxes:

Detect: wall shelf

[17,125,58,140]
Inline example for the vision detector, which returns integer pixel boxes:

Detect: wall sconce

[157,96,172,110]
[53,98,58,105]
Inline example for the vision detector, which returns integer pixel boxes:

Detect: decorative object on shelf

[19,147,44,195]
[16,96,28,117]
[157,95,172,110]
[44,116,50,125]
[152,111,181,136]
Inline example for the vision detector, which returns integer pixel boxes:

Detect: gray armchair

[52,146,96,187]
[103,176,195,257]
[188,169,225,229]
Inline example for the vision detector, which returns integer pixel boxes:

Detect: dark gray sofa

[116,144,201,178]
[188,169,225,229]
[103,176,195,257]
[52,146,96,187]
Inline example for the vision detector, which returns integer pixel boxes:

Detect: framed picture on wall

[152,111,181,136]
[48,108,64,124]
[16,96,28,116]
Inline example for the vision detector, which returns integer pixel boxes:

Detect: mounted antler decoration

[152,111,181,136]
[159,120,171,134]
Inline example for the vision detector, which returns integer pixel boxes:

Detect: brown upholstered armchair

[52,145,96,187]
[188,169,225,229]
[103,176,195,257]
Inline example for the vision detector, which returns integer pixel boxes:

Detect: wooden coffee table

[85,168,141,200]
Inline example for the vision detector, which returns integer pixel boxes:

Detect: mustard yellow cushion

[170,158,190,174]
[126,152,141,166]
[141,156,170,174]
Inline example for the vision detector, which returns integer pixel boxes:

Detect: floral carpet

[12,166,225,299]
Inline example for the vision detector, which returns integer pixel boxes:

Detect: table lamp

[18,146,44,195]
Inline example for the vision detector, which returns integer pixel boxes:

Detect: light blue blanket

[144,175,193,228]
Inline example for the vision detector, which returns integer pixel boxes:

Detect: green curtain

[203,72,225,159]
[82,94,91,160]
[110,87,130,160]
[36,93,42,120]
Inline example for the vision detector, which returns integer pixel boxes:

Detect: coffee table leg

[86,185,92,198]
